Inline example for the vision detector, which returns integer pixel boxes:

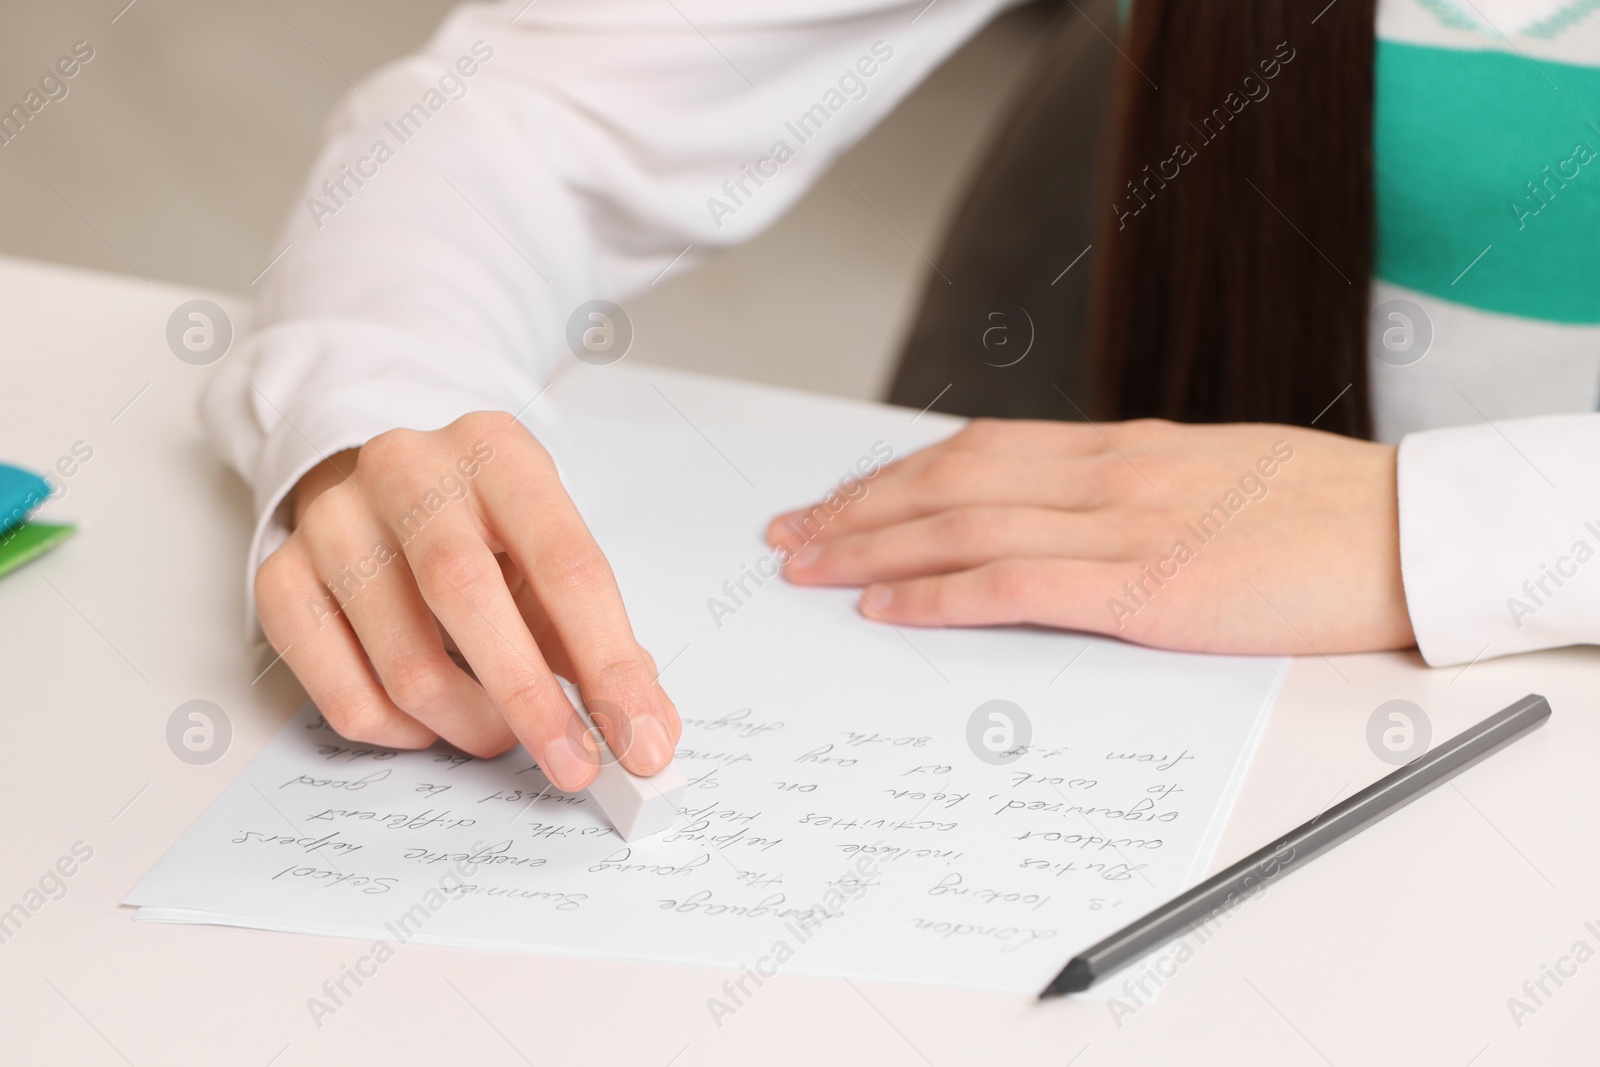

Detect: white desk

[1,254,1594,1066]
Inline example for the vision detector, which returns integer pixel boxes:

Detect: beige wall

[0,1,1048,401]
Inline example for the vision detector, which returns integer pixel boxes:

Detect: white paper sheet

[128,412,1286,994]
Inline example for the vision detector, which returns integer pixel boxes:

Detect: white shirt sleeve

[1397,412,1600,666]
[202,0,1011,635]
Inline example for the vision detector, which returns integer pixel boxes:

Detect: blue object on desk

[0,464,52,536]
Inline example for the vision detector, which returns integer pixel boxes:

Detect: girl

[208,0,1600,791]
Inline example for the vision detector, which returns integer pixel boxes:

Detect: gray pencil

[1039,692,1552,997]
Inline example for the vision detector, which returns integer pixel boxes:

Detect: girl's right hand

[254,411,679,792]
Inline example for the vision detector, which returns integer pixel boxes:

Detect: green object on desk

[0,522,76,580]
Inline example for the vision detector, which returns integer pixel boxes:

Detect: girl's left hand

[767,419,1416,655]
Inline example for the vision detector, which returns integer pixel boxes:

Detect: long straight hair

[1089,0,1378,436]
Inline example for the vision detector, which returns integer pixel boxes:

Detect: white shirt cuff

[1397,413,1600,666]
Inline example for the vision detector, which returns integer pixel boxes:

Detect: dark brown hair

[1090,0,1378,436]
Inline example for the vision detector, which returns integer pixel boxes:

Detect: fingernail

[541,736,597,791]
[862,585,893,618]
[628,715,673,771]
[787,544,822,570]
[772,513,812,545]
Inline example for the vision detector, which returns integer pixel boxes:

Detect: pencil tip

[1039,958,1094,997]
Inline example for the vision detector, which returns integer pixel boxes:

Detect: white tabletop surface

[1,254,1594,1066]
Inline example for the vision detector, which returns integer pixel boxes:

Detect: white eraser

[559,680,686,841]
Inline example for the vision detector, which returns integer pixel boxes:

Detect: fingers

[266,412,681,795]
[640,647,681,757]
[255,539,439,751]
[301,482,517,759]
[505,558,684,766]
[857,558,1129,635]
[407,517,602,791]
[357,426,601,793]
[767,442,1124,550]
[468,421,678,775]
[781,506,1140,586]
